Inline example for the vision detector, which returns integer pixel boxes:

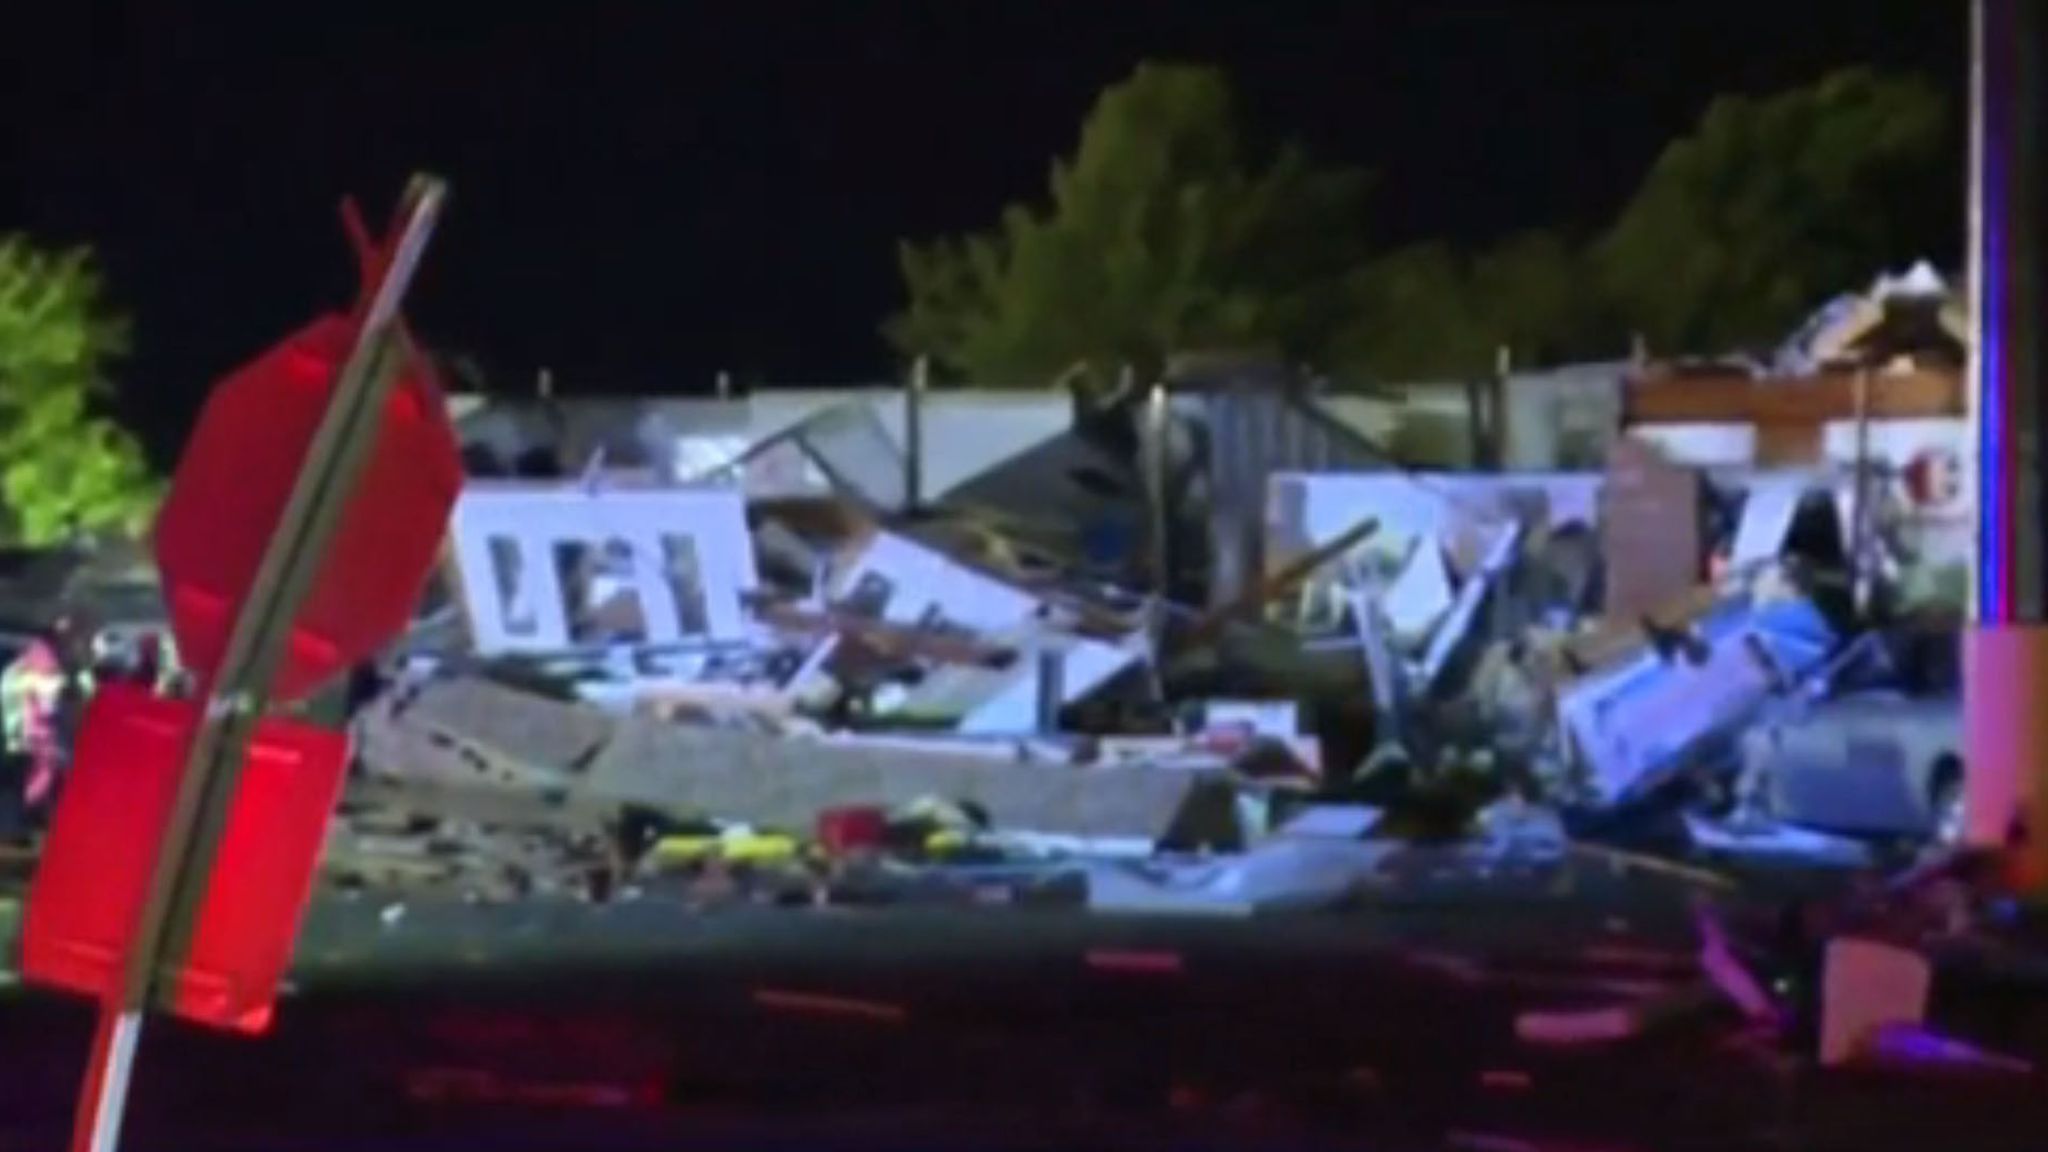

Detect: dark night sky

[8,1,1963,461]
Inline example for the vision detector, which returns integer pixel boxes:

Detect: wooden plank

[757,604,1016,667]
[1755,420,1825,467]
[1623,369,1962,425]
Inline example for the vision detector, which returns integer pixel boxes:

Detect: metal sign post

[67,175,447,1152]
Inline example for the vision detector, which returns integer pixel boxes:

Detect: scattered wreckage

[0,263,2026,1083]
[3,273,1978,895]
[344,390,1965,907]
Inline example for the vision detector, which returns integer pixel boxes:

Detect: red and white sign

[1901,446,1964,509]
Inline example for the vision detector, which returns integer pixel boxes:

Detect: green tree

[1468,230,1600,364]
[1335,230,1598,382]
[1594,66,1952,355]
[887,62,1374,389]
[1336,242,1489,382]
[0,238,160,544]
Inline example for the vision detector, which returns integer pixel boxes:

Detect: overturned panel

[823,530,1142,734]
[1556,594,1836,806]
[446,482,758,655]
[1268,471,1601,573]
[691,401,910,510]
[1264,470,1602,629]
[353,675,613,798]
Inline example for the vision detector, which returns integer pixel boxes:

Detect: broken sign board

[446,482,758,655]
[1556,595,1835,805]
[820,530,1139,735]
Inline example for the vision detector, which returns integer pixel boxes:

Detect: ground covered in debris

[3,852,2045,1152]
[0,272,2039,1144]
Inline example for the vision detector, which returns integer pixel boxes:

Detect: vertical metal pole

[2014,1,2045,625]
[904,356,927,511]
[1489,343,1510,469]
[1962,0,2048,876]
[1967,0,2044,623]
[1467,345,1508,469]
[67,178,447,1152]
[1143,379,1171,596]
[1034,645,1064,734]
[1962,0,2003,848]
[1464,374,1486,469]
[1850,368,1874,615]
[71,1010,141,1152]
[1966,0,1989,628]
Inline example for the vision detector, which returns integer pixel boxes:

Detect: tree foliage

[0,238,159,544]
[890,63,1955,388]
[887,63,1374,388]
[1337,243,1489,382]
[1594,67,1952,355]
[1307,228,1608,383]
[1469,230,1601,364]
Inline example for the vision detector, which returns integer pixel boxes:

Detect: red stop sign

[154,315,461,702]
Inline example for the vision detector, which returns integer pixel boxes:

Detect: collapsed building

[0,266,1978,910]
[4,255,2034,1099]
[339,265,1977,896]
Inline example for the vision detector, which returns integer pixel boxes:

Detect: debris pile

[292,276,1969,905]
[0,269,1979,907]
[0,261,2034,1105]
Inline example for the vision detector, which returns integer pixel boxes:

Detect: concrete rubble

[353,675,1242,849]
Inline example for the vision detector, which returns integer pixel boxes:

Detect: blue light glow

[1978,26,2012,624]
